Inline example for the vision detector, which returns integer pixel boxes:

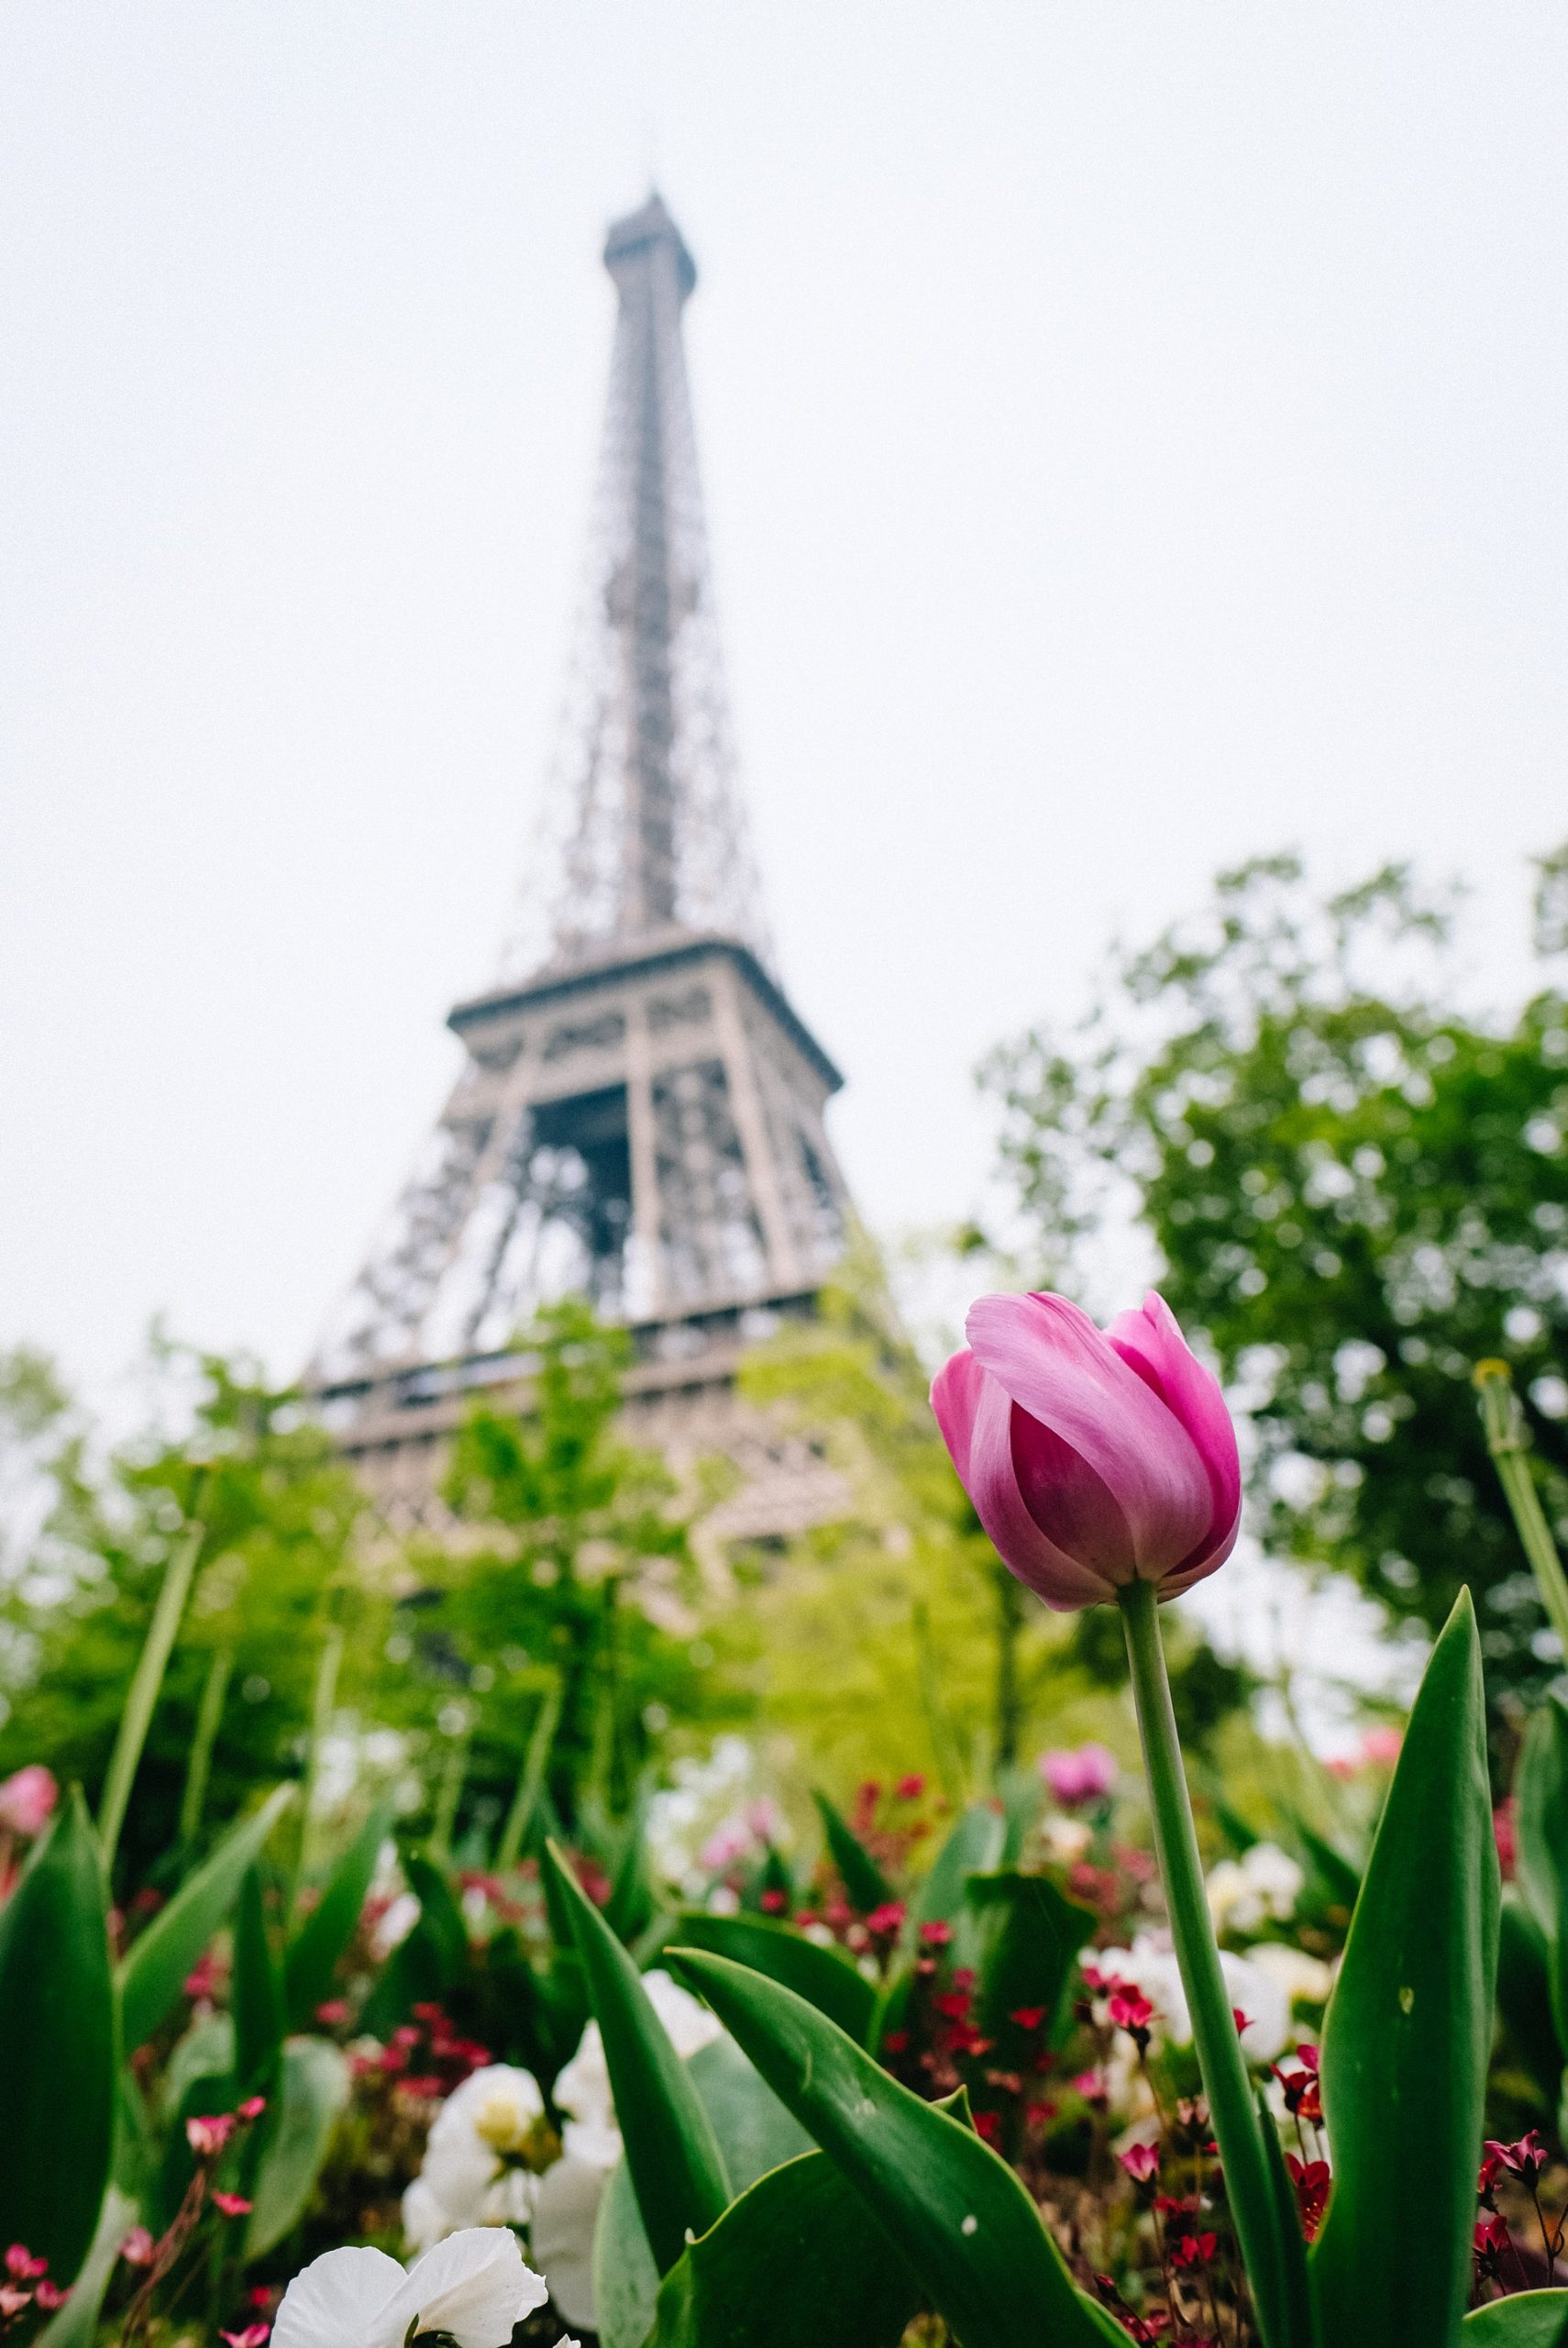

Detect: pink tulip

[0,1767,57,1840]
[931,1290,1241,1611]
[1041,1743,1119,1807]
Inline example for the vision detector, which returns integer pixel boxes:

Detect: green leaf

[1293,1816,1364,1911]
[284,1800,392,2030]
[645,2151,922,2348]
[591,2034,815,2348]
[244,2037,350,2257]
[546,1842,730,2276]
[668,1946,1125,2348]
[1310,1590,1499,2348]
[1517,1698,1568,2046]
[1463,2295,1568,2345]
[1496,1892,1566,2104]
[404,1849,471,1985]
[915,1801,1006,1933]
[605,1801,657,1947]
[118,1785,293,2052]
[965,1870,1096,2043]
[35,2186,138,2348]
[0,1789,116,2284]
[1256,2085,1316,2348]
[232,1866,286,2099]
[672,1912,878,2044]
[812,1790,894,1912]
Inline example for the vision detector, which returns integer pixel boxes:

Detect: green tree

[0,1342,368,1884]
[985,849,1568,1708]
[394,1298,731,1844]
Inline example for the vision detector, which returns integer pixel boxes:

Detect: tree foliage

[985,848,1568,1702]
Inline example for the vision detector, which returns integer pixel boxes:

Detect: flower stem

[1474,1361,1568,1662]
[1119,1578,1290,2348]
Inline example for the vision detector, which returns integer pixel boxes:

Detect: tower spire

[510,192,769,980]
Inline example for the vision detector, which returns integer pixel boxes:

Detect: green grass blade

[96,1522,204,1874]
[812,1789,894,1911]
[118,1783,293,2052]
[284,1799,392,2030]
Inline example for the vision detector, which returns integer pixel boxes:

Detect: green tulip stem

[1118,1577,1286,2348]
[1475,1361,1568,1663]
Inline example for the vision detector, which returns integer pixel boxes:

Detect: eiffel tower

[310,194,852,1545]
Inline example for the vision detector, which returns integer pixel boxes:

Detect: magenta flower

[931,1291,1242,1611]
[1041,1743,1119,1807]
[0,1767,57,1839]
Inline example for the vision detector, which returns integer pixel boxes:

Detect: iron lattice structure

[311,197,852,1537]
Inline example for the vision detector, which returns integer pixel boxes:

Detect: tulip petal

[272,2246,406,2348]
[1107,1292,1242,1569]
[1010,1406,1135,1584]
[391,2227,547,2348]
[966,1293,1212,1581]
[937,1354,1113,1610]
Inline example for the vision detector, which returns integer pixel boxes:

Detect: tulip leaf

[546,1842,730,2276]
[283,1800,392,2030]
[1255,2085,1316,2348]
[1496,1892,1566,2104]
[915,1801,1007,1933]
[404,1848,471,1983]
[668,1947,1126,2348]
[244,2036,350,2257]
[965,1869,1097,2043]
[1462,2294,1568,2344]
[644,2151,923,2348]
[592,2033,816,2348]
[0,1789,116,2285]
[35,2186,138,2348]
[672,1911,878,2043]
[812,1790,894,1912]
[118,1785,293,2053]
[232,1866,287,2099]
[1516,1697,1568,2047]
[1310,1589,1498,2348]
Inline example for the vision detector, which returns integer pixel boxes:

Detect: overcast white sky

[3,6,1566,1401]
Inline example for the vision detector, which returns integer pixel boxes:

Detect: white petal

[532,2155,612,2329]
[272,2246,407,2348]
[401,2176,450,2256]
[389,2227,548,2347]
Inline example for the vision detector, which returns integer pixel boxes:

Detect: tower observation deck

[309,196,853,1545]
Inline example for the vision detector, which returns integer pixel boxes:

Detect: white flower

[402,2066,548,2254]
[1042,1816,1094,1866]
[1206,1844,1304,1935]
[1096,1933,1292,2065]
[553,1969,723,2147]
[273,2229,547,2348]
[1246,1941,1334,2011]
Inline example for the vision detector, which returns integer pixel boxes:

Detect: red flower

[186,2114,237,2157]
[974,2110,1000,2142]
[897,1774,926,1800]
[1009,2006,1046,2032]
[1273,2060,1323,2124]
[881,2032,910,2055]
[1285,2155,1331,2243]
[211,2193,252,2218]
[1231,2008,1253,2037]
[1108,1987,1154,2049]
[1474,2214,1512,2284]
[920,1921,954,1949]
[315,1999,350,2027]
[1485,2132,1548,2187]
[867,1901,906,1937]
[1171,2232,1218,2270]
[759,1889,787,1913]
[1477,2152,1505,2210]
[4,2250,46,2282]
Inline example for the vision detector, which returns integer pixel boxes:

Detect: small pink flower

[896,1774,926,1800]
[186,2113,237,2157]
[34,2282,67,2310]
[1041,1744,1119,1807]
[4,2249,46,2281]
[1286,2156,1331,2243]
[932,1291,1242,1611]
[1485,2131,1548,2187]
[1360,1725,1403,1768]
[0,1767,57,1839]
[236,2096,267,2122]
[211,2192,252,2218]
[119,2228,156,2268]
[1120,2140,1160,2183]
[867,1900,906,1938]
[0,2287,32,2318]
[220,2328,271,2348]
[314,1999,349,2028]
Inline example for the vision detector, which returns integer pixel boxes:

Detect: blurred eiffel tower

[309,194,852,1545]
